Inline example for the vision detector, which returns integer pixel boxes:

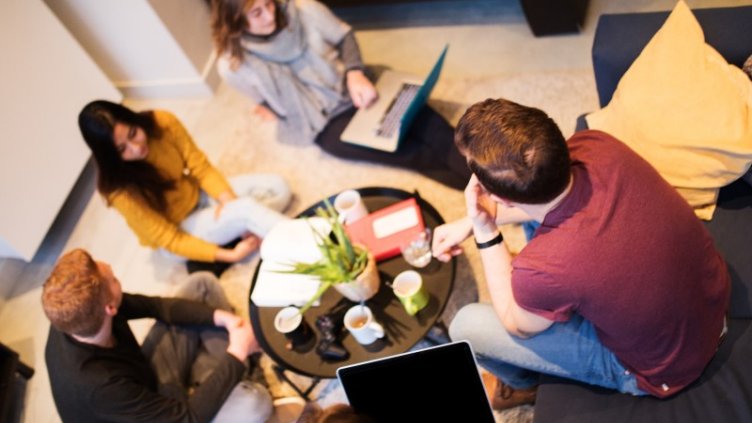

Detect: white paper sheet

[251,218,332,307]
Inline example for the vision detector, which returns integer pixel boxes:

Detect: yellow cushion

[586,0,752,220]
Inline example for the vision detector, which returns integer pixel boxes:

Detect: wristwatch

[475,232,503,249]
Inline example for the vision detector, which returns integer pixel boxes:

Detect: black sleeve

[338,30,365,73]
[119,294,216,327]
[89,354,246,423]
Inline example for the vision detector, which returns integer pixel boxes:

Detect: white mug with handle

[344,304,384,345]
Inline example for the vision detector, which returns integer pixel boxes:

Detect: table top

[249,187,455,378]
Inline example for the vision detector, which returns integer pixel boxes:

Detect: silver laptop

[336,341,495,422]
[340,45,449,153]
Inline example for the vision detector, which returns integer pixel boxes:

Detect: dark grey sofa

[534,5,752,423]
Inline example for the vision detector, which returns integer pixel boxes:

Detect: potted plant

[280,201,380,314]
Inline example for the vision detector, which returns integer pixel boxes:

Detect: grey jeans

[141,272,272,422]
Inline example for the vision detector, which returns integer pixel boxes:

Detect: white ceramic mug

[344,304,384,345]
[334,190,369,224]
[274,306,312,348]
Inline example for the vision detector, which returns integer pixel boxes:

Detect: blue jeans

[449,303,645,395]
[521,221,540,241]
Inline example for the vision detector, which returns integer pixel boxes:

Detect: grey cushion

[705,180,752,319]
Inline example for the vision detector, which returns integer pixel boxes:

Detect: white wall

[0,0,121,260]
[44,0,219,98]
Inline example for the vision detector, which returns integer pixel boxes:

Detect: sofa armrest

[592,5,752,107]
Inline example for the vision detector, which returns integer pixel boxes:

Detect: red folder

[345,198,425,262]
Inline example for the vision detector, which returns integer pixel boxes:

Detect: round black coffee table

[249,187,455,384]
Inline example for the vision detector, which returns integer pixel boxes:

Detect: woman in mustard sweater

[78,100,291,263]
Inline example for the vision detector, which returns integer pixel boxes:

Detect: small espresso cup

[334,190,369,224]
[392,270,429,316]
[344,305,384,345]
[274,306,312,349]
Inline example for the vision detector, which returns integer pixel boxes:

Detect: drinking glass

[400,228,432,268]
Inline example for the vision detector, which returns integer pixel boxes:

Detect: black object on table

[249,187,455,397]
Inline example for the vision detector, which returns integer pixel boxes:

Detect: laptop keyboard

[377,83,421,138]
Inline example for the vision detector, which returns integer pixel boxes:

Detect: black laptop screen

[337,341,495,422]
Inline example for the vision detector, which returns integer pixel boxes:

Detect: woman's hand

[253,104,277,121]
[215,235,260,263]
[346,69,378,108]
[432,217,473,262]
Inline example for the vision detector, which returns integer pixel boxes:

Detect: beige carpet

[207,69,598,422]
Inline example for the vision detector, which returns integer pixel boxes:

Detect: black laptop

[336,341,495,422]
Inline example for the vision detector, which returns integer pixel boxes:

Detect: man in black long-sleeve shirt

[42,248,272,422]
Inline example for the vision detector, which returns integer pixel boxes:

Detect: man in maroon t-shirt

[433,99,729,410]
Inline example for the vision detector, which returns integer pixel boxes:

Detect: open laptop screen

[337,341,494,422]
[397,44,449,141]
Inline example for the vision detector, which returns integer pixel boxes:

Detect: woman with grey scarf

[211,0,470,190]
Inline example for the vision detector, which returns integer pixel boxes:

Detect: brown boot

[482,372,537,411]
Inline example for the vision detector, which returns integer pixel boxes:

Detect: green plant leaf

[297,281,333,315]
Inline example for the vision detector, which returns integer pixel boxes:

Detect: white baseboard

[116,54,220,99]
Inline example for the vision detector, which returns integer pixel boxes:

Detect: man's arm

[89,355,246,423]
[119,294,216,326]
[465,176,554,338]
[432,203,535,262]
[105,298,258,422]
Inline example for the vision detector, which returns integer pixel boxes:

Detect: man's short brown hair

[42,249,111,337]
[455,98,571,204]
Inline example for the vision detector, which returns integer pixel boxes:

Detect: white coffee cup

[274,306,312,348]
[334,190,369,224]
[344,305,384,345]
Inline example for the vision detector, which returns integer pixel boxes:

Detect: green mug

[393,270,429,316]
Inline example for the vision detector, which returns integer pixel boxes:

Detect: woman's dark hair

[78,100,174,213]
[210,0,287,68]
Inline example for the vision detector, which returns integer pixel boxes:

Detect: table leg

[272,365,321,401]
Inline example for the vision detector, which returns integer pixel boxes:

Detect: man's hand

[465,175,499,241]
[432,217,473,262]
[214,309,242,328]
[253,104,277,121]
[346,70,378,108]
[225,318,261,361]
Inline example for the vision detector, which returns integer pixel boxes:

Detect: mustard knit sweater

[108,111,232,262]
